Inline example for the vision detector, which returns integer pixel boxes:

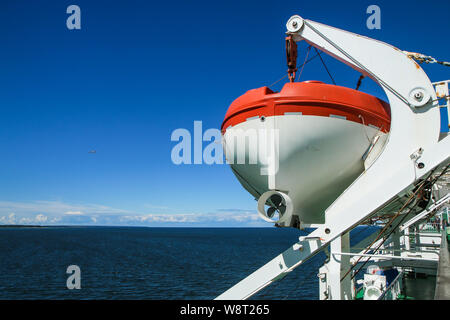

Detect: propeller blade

[267,207,277,219]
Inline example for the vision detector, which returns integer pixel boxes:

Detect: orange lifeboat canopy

[222,81,391,134]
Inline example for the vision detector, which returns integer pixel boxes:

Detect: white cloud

[0,200,266,227]
[50,217,62,223]
[0,212,52,225]
[19,217,33,224]
[64,211,84,215]
[35,214,48,223]
[119,210,260,224]
[0,213,16,224]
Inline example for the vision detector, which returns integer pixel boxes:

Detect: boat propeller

[257,191,294,226]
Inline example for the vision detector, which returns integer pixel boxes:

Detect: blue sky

[0,0,448,226]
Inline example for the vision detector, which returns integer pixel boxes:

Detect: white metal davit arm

[216,15,449,300]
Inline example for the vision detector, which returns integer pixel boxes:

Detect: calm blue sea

[0,226,376,299]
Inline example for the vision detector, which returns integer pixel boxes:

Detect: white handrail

[378,271,403,300]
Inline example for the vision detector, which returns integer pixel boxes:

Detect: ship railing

[420,222,443,233]
[378,271,403,300]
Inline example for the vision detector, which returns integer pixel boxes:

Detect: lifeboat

[221,81,391,226]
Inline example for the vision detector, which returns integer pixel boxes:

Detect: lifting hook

[286,35,298,82]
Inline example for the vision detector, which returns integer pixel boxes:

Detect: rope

[315,48,336,85]
[268,51,321,88]
[404,51,450,67]
[268,47,322,88]
[296,45,312,81]
[268,74,289,88]
[302,51,321,66]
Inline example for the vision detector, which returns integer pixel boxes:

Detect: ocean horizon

[0,226,377,299]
